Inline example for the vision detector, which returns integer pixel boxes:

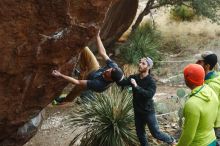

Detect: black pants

[134,112,173,146]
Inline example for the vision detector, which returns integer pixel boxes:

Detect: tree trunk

[131,0,155,32]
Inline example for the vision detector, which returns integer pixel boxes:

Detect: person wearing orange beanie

[177,64,219,146]
[184,64,205,86]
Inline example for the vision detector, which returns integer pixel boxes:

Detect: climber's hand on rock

[52,70,62,77]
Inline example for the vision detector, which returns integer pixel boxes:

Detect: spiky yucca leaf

[67,85,138,146]
[120,22,161,64]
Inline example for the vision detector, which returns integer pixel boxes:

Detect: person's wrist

[132,84,137,88]
[134,85,138,88]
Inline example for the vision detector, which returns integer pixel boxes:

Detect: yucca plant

[120,21,161,65]
[67,85,138,146]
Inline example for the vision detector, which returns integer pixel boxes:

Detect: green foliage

[192,0,220,23]
[156,102,170,114]
[120,22,161,64]
[176,88,188,128]
[154,0,220,23]
[157,0,169,4]
[67,85,138,146]
[176,88,186,98]
[171,5,196,21]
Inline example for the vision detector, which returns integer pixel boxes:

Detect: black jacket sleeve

[133,77,156,99]
[117,75,135,87]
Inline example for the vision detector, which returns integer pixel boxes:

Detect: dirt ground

[24,85,180,146]
[24,103,75,146]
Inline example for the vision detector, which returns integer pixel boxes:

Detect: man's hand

[130,78,137,87]
[52,70,62,77]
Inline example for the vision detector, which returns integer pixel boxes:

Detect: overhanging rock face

[101,0,138,47]
[0,0,138,145]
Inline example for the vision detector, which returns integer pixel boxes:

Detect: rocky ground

[24,85,180,146]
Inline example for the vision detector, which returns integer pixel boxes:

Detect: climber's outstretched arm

[52,70,87,88]
[96,31,110,61]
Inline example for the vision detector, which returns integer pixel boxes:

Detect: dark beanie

[111,67,123,82]
[204,54,218,69]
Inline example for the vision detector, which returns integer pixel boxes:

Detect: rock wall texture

[101,0,138,47]
[0,0,138,145]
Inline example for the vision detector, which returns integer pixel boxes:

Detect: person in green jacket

[177,64,219,146]
[195,51,220,145]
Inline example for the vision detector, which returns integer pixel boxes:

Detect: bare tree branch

[131,0,155,32]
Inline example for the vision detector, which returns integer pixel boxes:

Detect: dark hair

[111,67,123,82]
[204,54,218,70]
[148,69,151,74]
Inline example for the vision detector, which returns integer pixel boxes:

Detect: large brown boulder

[0,0,138,145]
[101,0,138,47]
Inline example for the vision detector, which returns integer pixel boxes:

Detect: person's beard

[139,67,148,73]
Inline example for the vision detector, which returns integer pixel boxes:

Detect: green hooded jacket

[205,71,220,127]
[177,84,219,146]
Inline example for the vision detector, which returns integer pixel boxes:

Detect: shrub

[120,22,161,64]
[170,5,196,21]
[67,85,138,146]
[160,37,184,54]
[176,88,189,128]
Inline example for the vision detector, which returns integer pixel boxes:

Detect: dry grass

[119,7,220,82]
[120,7,220,55]
[154,8,220,39]
[122,64,138,76]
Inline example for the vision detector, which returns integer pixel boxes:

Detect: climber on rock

[52,31,124,103]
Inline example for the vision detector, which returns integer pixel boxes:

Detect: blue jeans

[135,112,173,146]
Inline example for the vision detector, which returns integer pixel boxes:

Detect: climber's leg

[61,46,100,102]
[79,46,100,77]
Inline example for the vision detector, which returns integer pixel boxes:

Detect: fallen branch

[156,111,177,117]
